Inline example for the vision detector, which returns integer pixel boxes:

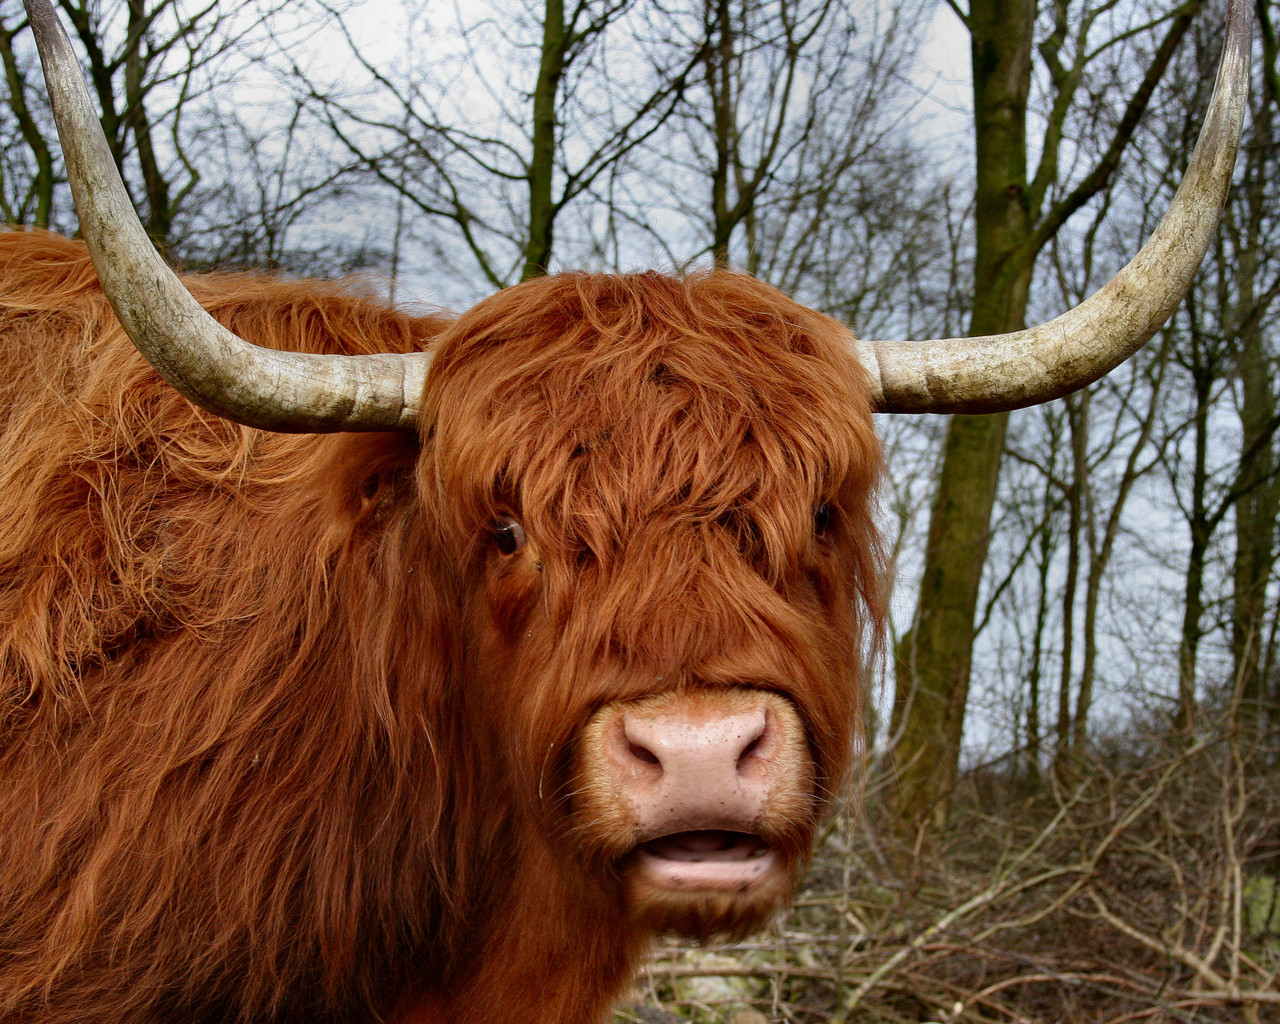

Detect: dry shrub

[624,714,1280,1023]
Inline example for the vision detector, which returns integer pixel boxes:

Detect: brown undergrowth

[619,714,1280,1024]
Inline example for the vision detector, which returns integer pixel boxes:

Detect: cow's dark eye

[493,518,527,556]
[814,503,833,536]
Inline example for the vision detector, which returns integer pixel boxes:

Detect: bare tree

[0,3,56,226]
[0,0,296,251]
[295,0,701,290]
[889,0,1212,839]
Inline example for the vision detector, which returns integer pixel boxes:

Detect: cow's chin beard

[619,831,803,941]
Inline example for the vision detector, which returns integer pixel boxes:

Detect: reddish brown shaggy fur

[0,229,884,1024]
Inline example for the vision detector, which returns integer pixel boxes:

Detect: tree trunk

[1230,16,1279,726]
[888,0,1034,835]
[1176,364,1212,733]
[0,13,55,226]
[1054,391,1085,768]
[124,0,172,248]
[1229,260,1275,726]
[1025,480,1056,789]
[1055,392,1084,768]
[522,0,567,281]
[707,0,734,268]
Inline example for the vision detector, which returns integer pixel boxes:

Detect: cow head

[418,271,881,936]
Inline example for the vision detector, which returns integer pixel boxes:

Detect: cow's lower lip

[632,830,778,892]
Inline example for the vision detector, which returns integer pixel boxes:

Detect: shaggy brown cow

[0,229,880,1024]
[0,0,1252,1022]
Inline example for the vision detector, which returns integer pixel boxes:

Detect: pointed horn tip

[22,0,425,434]
[864,0,1254,415]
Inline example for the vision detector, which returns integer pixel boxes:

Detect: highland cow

[0,229,881,1024]
[0,0,1251,1022]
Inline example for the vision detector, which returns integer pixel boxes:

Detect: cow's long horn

[23,0,427,433]
[856,0,1252,414]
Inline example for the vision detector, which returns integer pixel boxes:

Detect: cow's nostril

[733,711,769,768]
[627,739,661,767]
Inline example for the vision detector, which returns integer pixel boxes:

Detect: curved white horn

[23,0,428,433]
[857,0,1252,414]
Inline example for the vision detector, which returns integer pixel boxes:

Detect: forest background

[1,0,1277,1019]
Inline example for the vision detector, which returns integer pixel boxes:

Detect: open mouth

[632,830,779,893]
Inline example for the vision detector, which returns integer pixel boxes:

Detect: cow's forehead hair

[420,269,879,556]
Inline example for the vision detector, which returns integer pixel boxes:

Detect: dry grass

[618,717,1280,1023]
